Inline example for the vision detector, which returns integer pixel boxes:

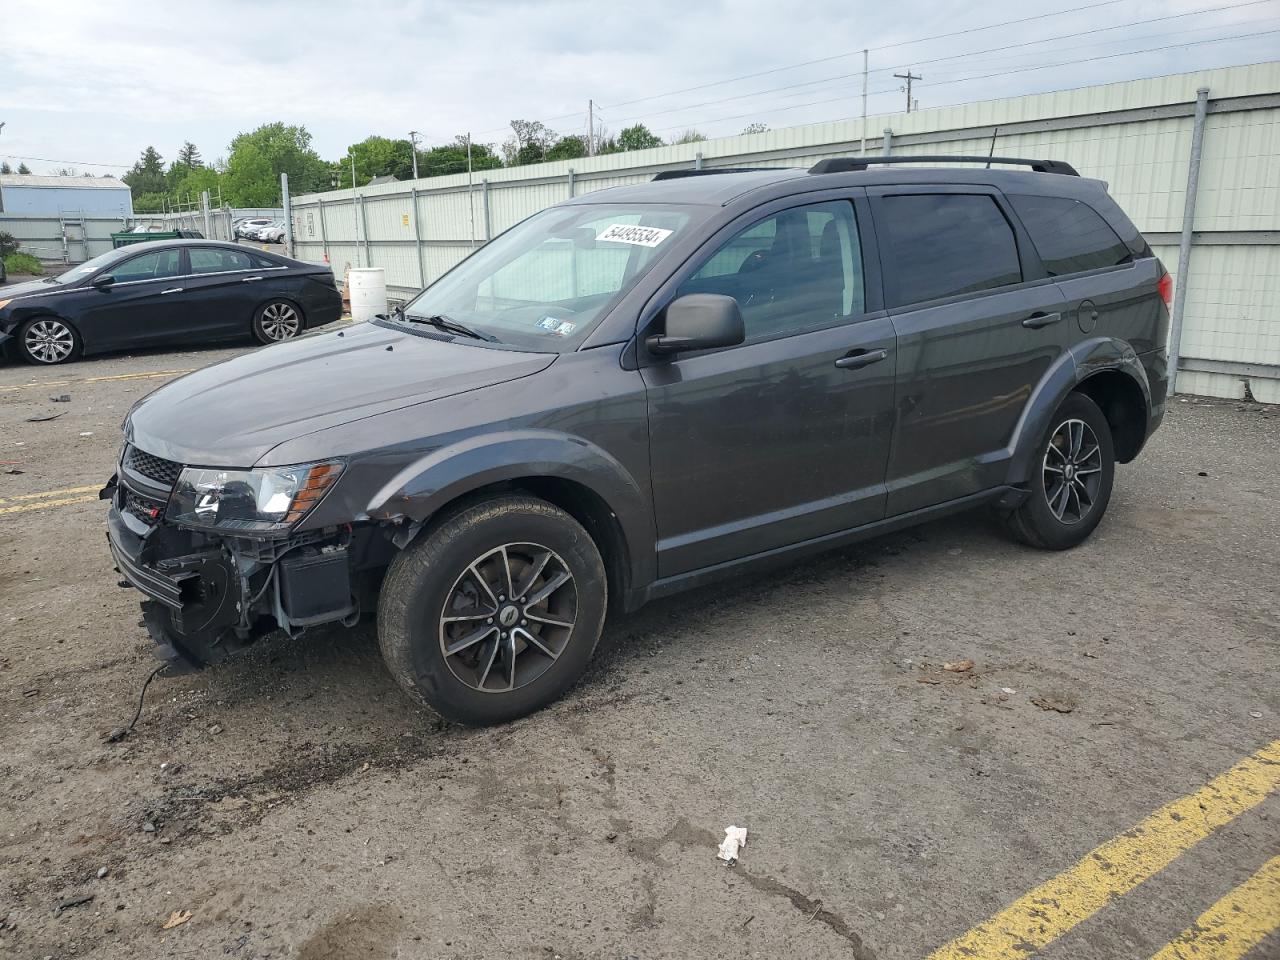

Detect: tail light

[1157,272,1173,310]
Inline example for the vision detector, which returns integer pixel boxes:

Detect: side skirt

[629,485,1026,610]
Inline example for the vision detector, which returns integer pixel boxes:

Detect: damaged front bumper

[104,460,362,675]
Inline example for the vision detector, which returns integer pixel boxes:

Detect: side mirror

[646,293,745,356]
[92,274,116,290]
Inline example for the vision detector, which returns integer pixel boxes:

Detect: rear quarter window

[1008,194,1132,276]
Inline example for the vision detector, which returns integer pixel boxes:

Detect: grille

[124,489,167,524]
[125,444,182,488]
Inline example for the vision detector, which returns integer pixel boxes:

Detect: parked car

[0,239,342,364]
[0,257,6,285]
[252,221,286,243]
[104,156,1169,725]
[235,218,274,239]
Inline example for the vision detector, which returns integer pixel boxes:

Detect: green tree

[741,122,769,135]
[222,123,328,205]
[177,141,202,168]
[416,136,503,177]
[170,165,222,204]
[122,146,166,195]
[546,135,587,162]
[0,161,10,175]
[616,124,664,152]
[673,130,707,144]
[503,120,557,166]
[16,162,31,174]
[335,135,415,188]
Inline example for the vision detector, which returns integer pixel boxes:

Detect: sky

[1,0,1277,176]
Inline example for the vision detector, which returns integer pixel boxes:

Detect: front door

[643,197,897,578]
[869,187,1071,515]
[78,247,190,351]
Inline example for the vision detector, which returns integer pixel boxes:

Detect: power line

[605,0,1273,129]
[649,28,1280,134]
[602,0,1130,111]
[1,153,131,169]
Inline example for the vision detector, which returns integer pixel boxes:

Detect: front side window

[1009,194,1132,276]
[879,194,1022,307]
[677,200,865,342]
[189,248,255,274]
[398,204,695,351]
[110,249,183,283]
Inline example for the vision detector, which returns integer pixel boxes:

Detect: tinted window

[110,249,182,283]
[1009,194,1132,276]
[189,248,255,273]
[678,200,864,341]
[879,194,1021,306]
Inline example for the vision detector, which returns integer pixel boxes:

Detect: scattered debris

[717,825,748,864]
[53,894,94,916]
[3,468,22,475]
[105,727,128,743]
[359,761,370,773]
[26,413,62,423]
[50,394,71,403]
[97,867,109,879]
[141,821,156,833]
[208,723,223,735]
[1197,471,1209,477]
[79,431,94,437]
[943,659,974,673]
[1250,711,1264,719]
[1001,687,1017,695]
[161,909,192,930]
[1031,694,1078,714]
[22,688,39,698]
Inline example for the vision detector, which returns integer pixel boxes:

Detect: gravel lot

[1,341,1277,960]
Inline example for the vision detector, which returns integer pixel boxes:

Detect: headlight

[166,461,343,533]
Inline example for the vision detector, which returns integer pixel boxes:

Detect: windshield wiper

[398,309,499,343]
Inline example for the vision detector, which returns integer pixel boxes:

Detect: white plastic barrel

[348,267,387,323]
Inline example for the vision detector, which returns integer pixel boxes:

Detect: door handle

[241,276,263,283]
[1021,311,1062,329]
[159,287,184,295]
[834,348,889,370]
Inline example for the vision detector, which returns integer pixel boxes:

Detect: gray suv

[104,156,1169,725]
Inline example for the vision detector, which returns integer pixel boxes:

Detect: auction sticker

[597,224,673,247]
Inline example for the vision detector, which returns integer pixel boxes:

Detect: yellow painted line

[927,741,1280,960]
[0,368,193,393]
[0,484,102,506]
[0,494,98,516]
[1149,856,1280,960]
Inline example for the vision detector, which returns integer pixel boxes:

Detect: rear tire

[252,300,304,344]
[377,495,607,725]
[1003,392,1115,550]
[16,316,82,365]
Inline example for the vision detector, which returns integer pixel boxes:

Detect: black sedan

[0,240,343,365]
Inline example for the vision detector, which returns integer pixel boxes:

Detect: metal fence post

[318,198,329,264]
[201,190,212,238]
[883,128,894,155]
[359,195,371,266]
[695,151,703,170]
[568,168,576,198]
[280,172,294,258]
[411,186,426,288]
[482,179,492,241]
[1168,86,1210,396]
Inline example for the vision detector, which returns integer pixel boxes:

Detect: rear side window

[189,248,255,273]
[878,194,1021,306]
[1009,194,1132,276]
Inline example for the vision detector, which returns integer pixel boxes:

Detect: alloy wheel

[24,319,76,363]
[260,303,300,340]
[438,543,578,693]
[1043,418,1103,525]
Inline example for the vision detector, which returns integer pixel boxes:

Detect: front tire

[1003,392,1115,550]
[17,316,82,365]
[377,495,607,725]
[252,300,304,344]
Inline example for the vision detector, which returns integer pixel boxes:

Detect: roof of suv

[564,163,1107,207]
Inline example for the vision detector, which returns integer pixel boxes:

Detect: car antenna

[985,127,999,169]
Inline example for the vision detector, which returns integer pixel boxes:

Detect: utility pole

[587,100,595,157]
[860,50,868,154]
[408,130,421,179]
[466,133,477,248]
[894,70,921,113]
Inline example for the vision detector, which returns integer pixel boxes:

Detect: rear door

[183,246,285,338]
[870,186,1069,515]
[643,193,898,577]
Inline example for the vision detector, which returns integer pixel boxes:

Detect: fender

[363,429,656,590]
[1005,337,1152,488]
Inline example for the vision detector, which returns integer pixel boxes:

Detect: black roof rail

[651,167,781,181]
[808,155,1079,176]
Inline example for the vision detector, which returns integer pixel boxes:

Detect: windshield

[47,248,130,285]
[393,203,696,351]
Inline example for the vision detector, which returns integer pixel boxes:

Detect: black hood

[0,278,66,304]
[126,322,555,467]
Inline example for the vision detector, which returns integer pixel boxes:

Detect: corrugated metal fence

[254,64,1280,401]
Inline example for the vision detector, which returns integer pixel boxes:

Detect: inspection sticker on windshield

[597,224,673,247]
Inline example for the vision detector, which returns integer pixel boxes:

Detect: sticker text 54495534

[597,224,674,247]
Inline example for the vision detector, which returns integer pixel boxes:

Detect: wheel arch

[12,310,86,361]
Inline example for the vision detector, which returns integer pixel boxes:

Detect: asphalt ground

[0,339,1277,960]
